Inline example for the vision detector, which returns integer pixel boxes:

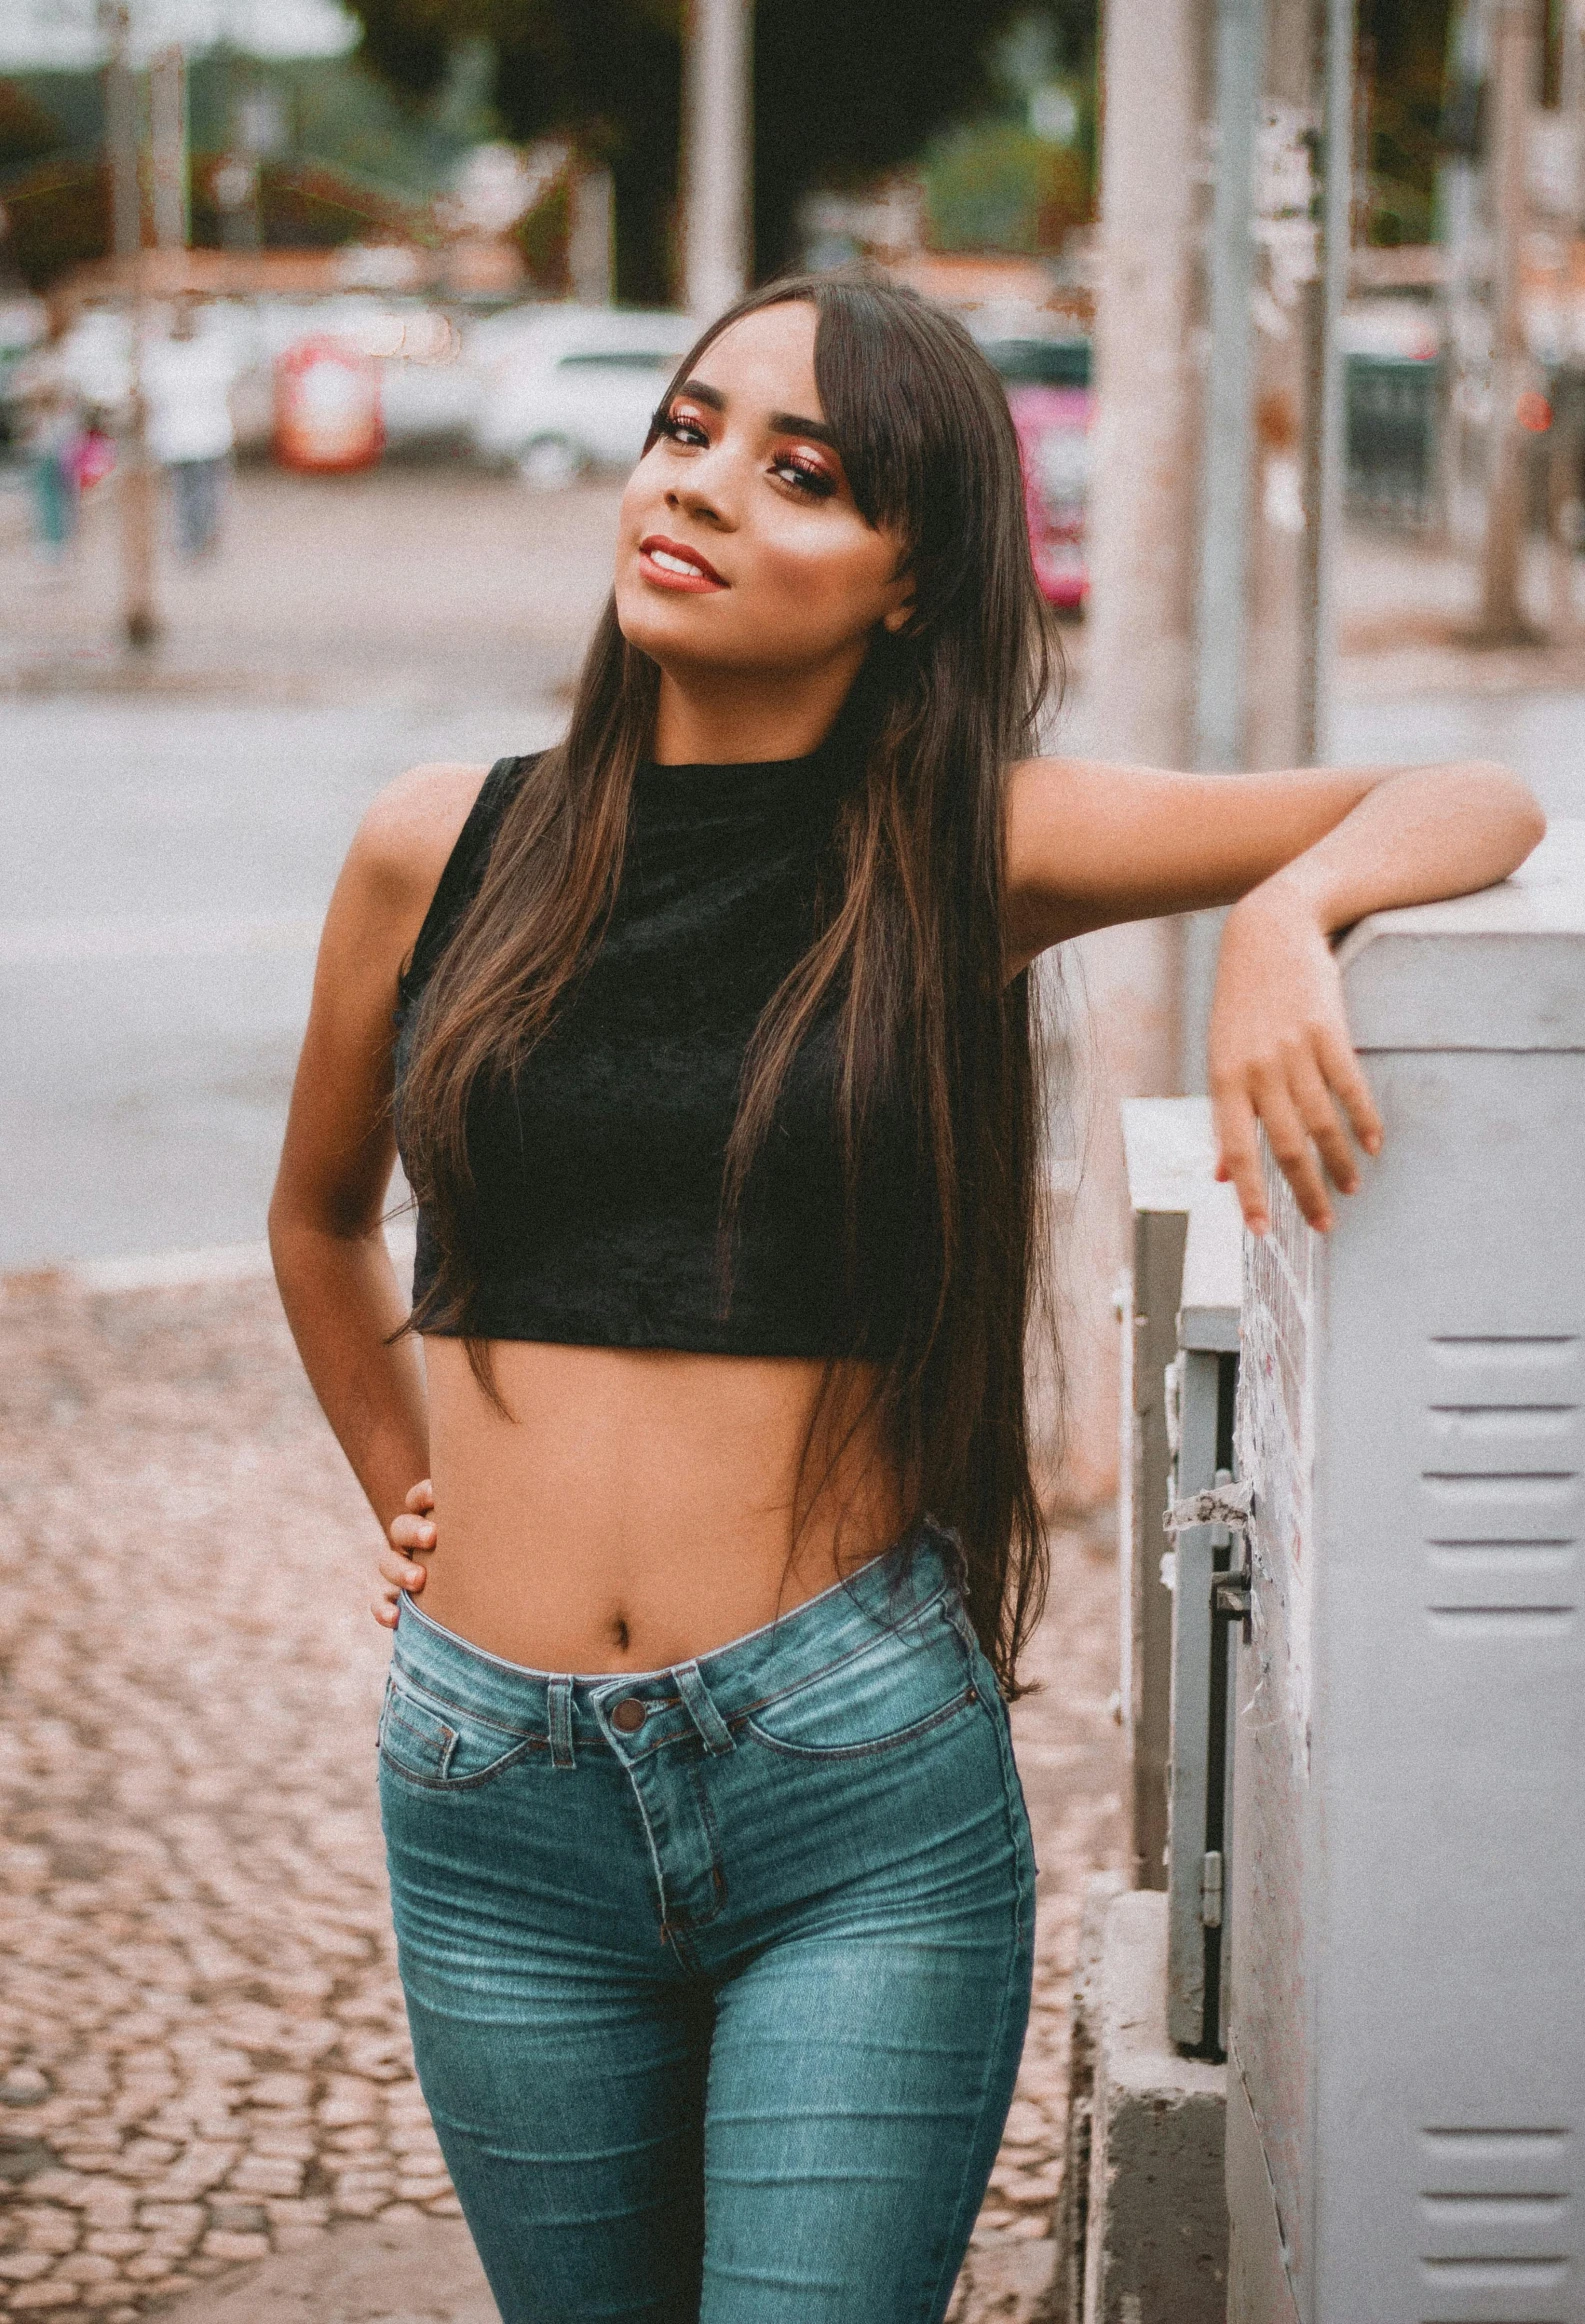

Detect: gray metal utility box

[1226,824,1585,2321]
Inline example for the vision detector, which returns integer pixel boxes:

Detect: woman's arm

[268,763,486,1541]
[1004,755,1543,961]
[1005,755,1546,1235]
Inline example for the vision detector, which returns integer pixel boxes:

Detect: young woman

[270,274,1542,2323]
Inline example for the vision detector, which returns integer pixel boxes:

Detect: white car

[467,305,695,487]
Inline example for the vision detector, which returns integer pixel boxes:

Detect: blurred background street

[3,0,1585,2315]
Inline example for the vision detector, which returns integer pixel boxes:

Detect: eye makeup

[651,381,846,500]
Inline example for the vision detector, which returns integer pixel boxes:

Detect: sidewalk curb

[3,1224,416,1298]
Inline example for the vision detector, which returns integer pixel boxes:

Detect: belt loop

[673,1660,734,1756]
[548,1674,576,1769]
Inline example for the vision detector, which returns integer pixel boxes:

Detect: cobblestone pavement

[0,1272,1125,2321]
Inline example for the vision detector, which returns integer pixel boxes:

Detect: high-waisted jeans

[378,1529,1036,2324]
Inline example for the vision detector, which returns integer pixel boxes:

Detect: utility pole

[568,167,615,306]
[1084,0,1210,1889]
[682,0,752,319]
[148,43,188,253]
[1436,1,1490,552]
[1086,0,1205,779]
[1548,0,1585,636]
[1479,0,1540,641]
[101,1,158,653]
[1177,0,1354,1087]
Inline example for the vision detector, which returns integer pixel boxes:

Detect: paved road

[1334,686,1585,821]
[1,695,561,1272]
[0,465,623,1274]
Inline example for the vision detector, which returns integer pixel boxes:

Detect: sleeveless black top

[392,732,926,1359]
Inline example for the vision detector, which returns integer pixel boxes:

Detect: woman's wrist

[1231,857,1343,940]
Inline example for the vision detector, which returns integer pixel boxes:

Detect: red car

[979,335,1092,614]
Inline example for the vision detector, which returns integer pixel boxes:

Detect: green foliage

[1,157,110,288]
[341,0,1099,298]
[925,119,1091,254]
[0,79,65,172]
[1359,0,1454,246]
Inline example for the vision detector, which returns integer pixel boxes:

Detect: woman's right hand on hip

[377,1478,435,1627]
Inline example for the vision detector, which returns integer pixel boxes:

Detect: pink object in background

[1009,383,1091,613]
[71,427,116,490]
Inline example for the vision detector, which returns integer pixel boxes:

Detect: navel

[609,1613,631,1656]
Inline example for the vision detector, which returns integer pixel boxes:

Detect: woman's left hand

[1208,884,1383,1237]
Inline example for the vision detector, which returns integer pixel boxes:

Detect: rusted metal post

[101,1,159,654]
[1479,0,1540,642]
[149,44,188,253]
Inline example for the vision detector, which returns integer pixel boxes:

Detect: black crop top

[392,731,927,1359]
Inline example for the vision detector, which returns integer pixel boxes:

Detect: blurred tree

[342,1,680,300]
[0,80,66,172]
[341,0,1101,299]
[1359,0,1455,245]
[923,5,1098,253]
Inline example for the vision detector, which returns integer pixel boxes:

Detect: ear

[881,582,917,636]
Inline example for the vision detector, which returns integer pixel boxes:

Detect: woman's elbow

[1459,761,1547,867]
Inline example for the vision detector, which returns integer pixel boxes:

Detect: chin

[614,587,725,666]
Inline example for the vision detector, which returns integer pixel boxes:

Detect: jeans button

[610,1697,646,1733]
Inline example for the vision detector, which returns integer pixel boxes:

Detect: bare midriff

[415,1337,905,1673]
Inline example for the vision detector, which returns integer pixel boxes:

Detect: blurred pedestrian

[270,274,1544,2322]
[14,321,83,563]
[144,299,236,559]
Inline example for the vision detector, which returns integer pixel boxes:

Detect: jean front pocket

[378,1670,543,1792]
[743,1597,979,1762]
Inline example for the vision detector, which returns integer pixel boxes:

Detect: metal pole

[1183,0,1265,1090]
[101,1,158,654]
[1195,0,1265,772]
[1436,0,1489,553]
[568,167,615,306]
[682,0,752,319]
[1549,0,1585,635]
[1308,0,1356,761]
[149,44,188,252]
[1479,0,1538,641]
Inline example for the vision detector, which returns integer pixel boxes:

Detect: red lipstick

[638,534,727,592]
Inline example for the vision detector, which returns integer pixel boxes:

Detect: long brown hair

[398,271,1061,1693]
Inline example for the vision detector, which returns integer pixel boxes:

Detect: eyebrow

[671,376,840,450]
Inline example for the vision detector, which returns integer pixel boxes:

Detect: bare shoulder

[346,761,493,915]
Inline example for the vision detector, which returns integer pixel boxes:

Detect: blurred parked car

[977,332,1092,615]
[50,297,485,459]
[468,304,694,486]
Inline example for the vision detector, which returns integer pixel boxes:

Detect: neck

[650,650,866,766]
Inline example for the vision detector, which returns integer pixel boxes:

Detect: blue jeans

[167,456,226,556]
[379,1529,1036,2323]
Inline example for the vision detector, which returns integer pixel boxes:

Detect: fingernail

[406,1568,422,1585]
[1248,1216,1268,1237]
[1365,1132,1381,1154]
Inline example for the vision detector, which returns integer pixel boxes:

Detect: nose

[663,444,737,531]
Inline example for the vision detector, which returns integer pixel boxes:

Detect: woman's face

[613,301,912,680]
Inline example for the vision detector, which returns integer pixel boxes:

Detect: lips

[638,534,727,591]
